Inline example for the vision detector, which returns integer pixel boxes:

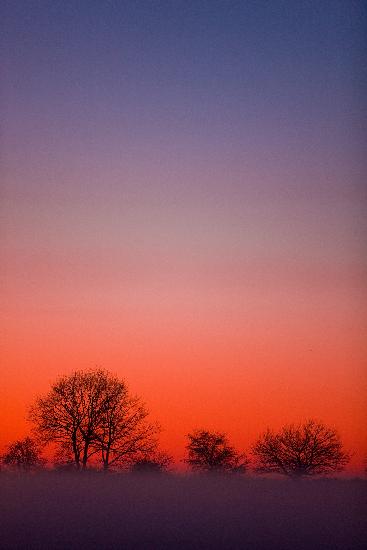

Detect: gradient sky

[1,1,366,470]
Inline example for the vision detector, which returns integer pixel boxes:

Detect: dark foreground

[0,473,365,549]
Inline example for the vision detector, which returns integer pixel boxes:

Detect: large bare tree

[184,430,248,473]
[252,419,350,477]
[29,369,157,471]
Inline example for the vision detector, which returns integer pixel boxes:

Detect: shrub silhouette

[130,451,173,473]
[2,437,45,472]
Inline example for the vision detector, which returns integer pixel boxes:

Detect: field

[0,473,365,549]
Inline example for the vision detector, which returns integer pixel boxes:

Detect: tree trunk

[82,443,89,470]
[103,447,110,472]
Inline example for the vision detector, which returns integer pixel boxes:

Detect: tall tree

[29,369,157,470]
[184,430,248,473]
[252,419,350,477]
[2,437,45,471]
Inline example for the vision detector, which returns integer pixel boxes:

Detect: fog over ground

[0,473,365,549]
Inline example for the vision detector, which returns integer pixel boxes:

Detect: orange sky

[2,249,366,471]
[1,1,366,473]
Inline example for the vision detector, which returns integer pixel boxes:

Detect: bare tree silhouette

[1,437,45,471]
[29,369,157,471]
[184,430,248,473]
[252,419,350,477]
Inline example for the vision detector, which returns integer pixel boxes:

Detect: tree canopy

[252,419,350,477]
[29,369,158,470]
[184,430,248,473]
[2,437,45,471]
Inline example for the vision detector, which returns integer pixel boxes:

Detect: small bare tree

[2,437,45,472]
[252,419,350,477]
[184,430,248,473]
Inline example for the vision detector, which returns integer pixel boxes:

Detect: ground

[0,473,365,549]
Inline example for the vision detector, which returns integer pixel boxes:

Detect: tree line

[1,369,352,477]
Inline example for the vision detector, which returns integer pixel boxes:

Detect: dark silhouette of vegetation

[96,392,158,471]
[0,369,357,478]
[1,437,45,471]
[130,451,173,473]
[29,369,158,471]
[252,419,350,477]
[184,430,248,473]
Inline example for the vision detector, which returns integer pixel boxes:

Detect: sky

[1,0,366,471]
